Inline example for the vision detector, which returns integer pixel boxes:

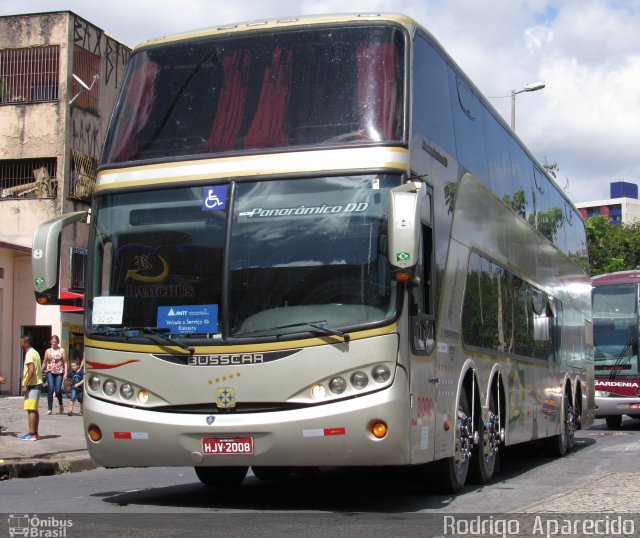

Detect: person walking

[67,361,84,416]
[41,335,67,415]
[20,335,43,441]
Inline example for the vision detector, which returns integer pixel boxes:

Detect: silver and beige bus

[32,13,594,493]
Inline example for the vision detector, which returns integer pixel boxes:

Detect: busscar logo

[8,515,73,537]
[189,354,264,366]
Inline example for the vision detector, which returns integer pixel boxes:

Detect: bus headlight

[350,370,369,389]
[329,376,347,394]
[88,375,101,391]
[103,379,117,396]
[595,390,611,398]
[372,365,391,383]
[120,383,135,400]
[310,384,326,400]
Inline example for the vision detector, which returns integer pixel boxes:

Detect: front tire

[432,391,472,493]
[605,415,623,429]
[194,466,248,487]
[252,466,292,481]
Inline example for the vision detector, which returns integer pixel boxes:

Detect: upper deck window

[102,25,405,164]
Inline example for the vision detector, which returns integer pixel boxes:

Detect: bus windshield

[593,283,640,374]
[102,25,405,165]
[86,174,399,341]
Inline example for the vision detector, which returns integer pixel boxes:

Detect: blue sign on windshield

[157,304,218,334]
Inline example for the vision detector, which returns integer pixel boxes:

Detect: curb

[0,456,96,480]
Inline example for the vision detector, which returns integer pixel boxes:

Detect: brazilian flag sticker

[396,252,411,263]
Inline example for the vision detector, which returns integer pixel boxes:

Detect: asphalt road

[1,419,640,536]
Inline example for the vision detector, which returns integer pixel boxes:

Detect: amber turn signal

[87,424,102,442]
[371,421,388,439]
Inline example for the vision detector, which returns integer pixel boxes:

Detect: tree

[585,215,640,275]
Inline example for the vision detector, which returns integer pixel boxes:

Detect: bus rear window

[103,25,405,164]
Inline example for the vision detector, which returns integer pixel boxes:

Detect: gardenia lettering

[240,202,369,218]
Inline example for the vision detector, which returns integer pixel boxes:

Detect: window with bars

[69,149,97,201]
[69,247,88,292]
[0,45,59,104]
[71,45,100,113]
[0,158,57,198]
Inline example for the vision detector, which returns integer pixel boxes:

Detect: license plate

[629,403,640,410]
[202,437,253,455]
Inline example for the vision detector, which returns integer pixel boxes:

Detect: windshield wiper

[92,326,194,353]
[236,320,350,343]
[135,327,195,353]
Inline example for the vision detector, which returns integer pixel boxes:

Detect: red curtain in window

[105,60,159,163]
[356,42,398,140]
[201,50,250,152]
[244,48,293,149]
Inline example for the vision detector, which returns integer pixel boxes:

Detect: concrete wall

[0,11,130,394]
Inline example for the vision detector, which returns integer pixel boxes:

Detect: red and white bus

[593,271,640,428]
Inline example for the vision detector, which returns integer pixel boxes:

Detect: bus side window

[411,187,435,354]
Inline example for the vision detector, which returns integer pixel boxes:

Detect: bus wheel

[469,393,499,484]
[252,466,292,481]
[545,394,574,457]
[605,415,622,429]
[194,466,248,487]
[432,391,472,493]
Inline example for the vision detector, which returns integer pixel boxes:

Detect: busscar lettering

[188,354,264,366]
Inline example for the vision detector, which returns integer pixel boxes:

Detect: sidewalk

[0,395,95,480]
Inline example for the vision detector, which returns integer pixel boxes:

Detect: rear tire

[469,392,498,484]
[545,394,574,457]
[605,415,623,429]
[194,466,248,487]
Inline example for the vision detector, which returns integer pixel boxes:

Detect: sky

[1,0,639,204]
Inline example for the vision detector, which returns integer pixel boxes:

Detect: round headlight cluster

[322,364,393,396]
[88,375,147,404]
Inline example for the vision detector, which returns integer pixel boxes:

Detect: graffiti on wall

[73,16,130,88]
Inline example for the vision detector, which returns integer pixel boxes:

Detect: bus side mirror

[387,181,423,271]
[32,211,88,306]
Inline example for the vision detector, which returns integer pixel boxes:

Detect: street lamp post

[510,82,545,130]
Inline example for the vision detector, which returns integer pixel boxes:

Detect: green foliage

[586,215,640,275]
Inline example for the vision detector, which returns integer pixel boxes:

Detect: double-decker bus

[592,271,640,428]
[32,13,593,493]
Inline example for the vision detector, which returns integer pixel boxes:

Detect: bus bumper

[595,396,640,417]
[84,376,412,468]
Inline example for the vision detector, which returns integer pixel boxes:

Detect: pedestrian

[0,374,7,433]
[41,335,67,415]
[67,361,84,416]
[20,335,43,441]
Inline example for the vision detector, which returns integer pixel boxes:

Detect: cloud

[1,0,638,203]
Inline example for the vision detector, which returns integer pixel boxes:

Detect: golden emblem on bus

[216,387,236,409]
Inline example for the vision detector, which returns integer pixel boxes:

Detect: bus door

[409,182,438,462]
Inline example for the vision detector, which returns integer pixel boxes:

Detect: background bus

[32,13,593,494]
[592,271,640,428]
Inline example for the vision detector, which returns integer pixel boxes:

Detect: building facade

[0,11,130,394]
[576,181,640,226]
